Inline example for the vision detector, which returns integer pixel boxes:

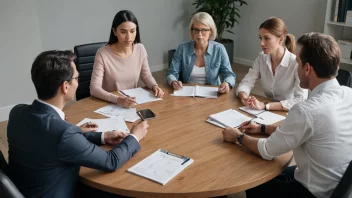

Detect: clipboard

[127,149,194,185]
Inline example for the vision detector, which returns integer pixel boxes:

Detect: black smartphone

[137,109,156,120]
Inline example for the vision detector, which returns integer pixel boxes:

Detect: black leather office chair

[74,42,106,101]
[0,150,25,198]
[336,69,352,88]
[168,49,184,82]
[330,161,352,198]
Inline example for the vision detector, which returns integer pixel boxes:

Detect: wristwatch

[237,133,246,146]
[260,124,266,134]
[264,102,269,110]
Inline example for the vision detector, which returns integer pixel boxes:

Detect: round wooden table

[64,85,292,198]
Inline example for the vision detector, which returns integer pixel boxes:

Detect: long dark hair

[108,10,141,45]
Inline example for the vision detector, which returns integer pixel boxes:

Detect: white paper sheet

[209,109,252,128]
[94,104,140,122]
[121,87,162,104]
[76,117,130,133]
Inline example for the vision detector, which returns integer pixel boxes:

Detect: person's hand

[247,96,265,110]
[239,121,261,134]
[152,85,164,98]
[130,121,149,141]
[222,127,241,143]
[172,81,183,90]
[218,82,230,94]
[104,130,129,145]
[238,91,249,106]
[80,122,98,132]
[117,96,136,108]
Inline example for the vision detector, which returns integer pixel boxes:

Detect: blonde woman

[166,12,236,94]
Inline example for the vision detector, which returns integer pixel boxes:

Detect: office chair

[168,49,184,82]
[74,42,106,101]
[330,160,352,198]
[336,68,352,88]
[0,150,25,198]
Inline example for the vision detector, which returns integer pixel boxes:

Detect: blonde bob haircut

[189,12,217,41]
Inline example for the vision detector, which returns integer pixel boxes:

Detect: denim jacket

[166,40,236,87]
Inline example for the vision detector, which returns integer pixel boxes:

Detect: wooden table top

[64,85,292,198]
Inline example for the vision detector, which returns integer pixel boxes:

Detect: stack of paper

[172,86,218,98]
[238,106,265,116]
[76,117,130,133]
[207,109,252,128]
[94,105,140,122]
[121,87,162,104]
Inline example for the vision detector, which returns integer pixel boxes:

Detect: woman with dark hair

[90,10,164,108]
[236,17,307,111]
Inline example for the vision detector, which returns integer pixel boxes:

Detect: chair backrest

[168,49,184,82]
[74,42,106,101]
[331,160,352,198]
[336,69,352,88]
[0,150,25,198]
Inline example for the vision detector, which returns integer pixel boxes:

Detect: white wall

[231,0,327,66]
[0,0,42,121]
[0,0,194,122]
[36,0,193,70]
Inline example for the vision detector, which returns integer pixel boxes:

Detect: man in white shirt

[222,32,352,198]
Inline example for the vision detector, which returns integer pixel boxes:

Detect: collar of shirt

[310,78,340,98]
[188,40,214,56]
[265,47,290,68]
[36,99,65,120]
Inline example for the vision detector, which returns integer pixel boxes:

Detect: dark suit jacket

[7,100,140,198]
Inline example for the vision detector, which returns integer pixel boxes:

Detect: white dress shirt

[257,79,352,198]
[236,49,308,109]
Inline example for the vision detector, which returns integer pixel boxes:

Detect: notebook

[238,106,265,116]
[207,109,286,128]
[208,109,252,128]
[76,117,130,133]
[127,149,194,185]
[171,86,218,98]
[120,87,162,104]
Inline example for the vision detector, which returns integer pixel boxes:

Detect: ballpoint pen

[181,158,190,165]
[119,91,138,104]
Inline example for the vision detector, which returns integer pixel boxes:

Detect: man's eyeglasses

[72,76,79,81]
[192,28,210,34]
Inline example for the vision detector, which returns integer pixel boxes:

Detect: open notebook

[171,86,218,98]
[127,149,194,185]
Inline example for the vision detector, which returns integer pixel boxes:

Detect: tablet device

[137,109,156,120]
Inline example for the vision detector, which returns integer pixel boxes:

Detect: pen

[174,81,182,89]
[181,158,190,165]
[119,91,138,104]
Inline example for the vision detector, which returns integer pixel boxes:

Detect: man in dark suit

[7,50,149,198]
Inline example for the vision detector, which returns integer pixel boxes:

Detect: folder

[127,149,194,185]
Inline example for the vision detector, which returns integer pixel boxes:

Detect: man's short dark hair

[297,32,341,78]
[31,50,76,100]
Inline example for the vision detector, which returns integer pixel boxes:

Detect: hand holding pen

[239,119,261,134]
[172,80,183,90]
[118,91,138,108]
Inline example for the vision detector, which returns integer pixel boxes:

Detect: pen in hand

[119,91,138,104]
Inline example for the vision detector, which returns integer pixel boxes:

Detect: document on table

[238,106,265,116]
[208,109,252,128]
[171,85,218,98]
[253,111,285,125]
[94,104,140,122]
[120,87,162,104]
[76,117,130,133]
[127,149,194,185]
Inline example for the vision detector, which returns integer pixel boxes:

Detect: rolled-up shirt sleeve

[257,106,314,160]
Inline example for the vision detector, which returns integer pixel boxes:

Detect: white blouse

[236,49,308,109]
[189,65,206,84]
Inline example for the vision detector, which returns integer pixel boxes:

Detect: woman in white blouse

[236,17,307,111]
